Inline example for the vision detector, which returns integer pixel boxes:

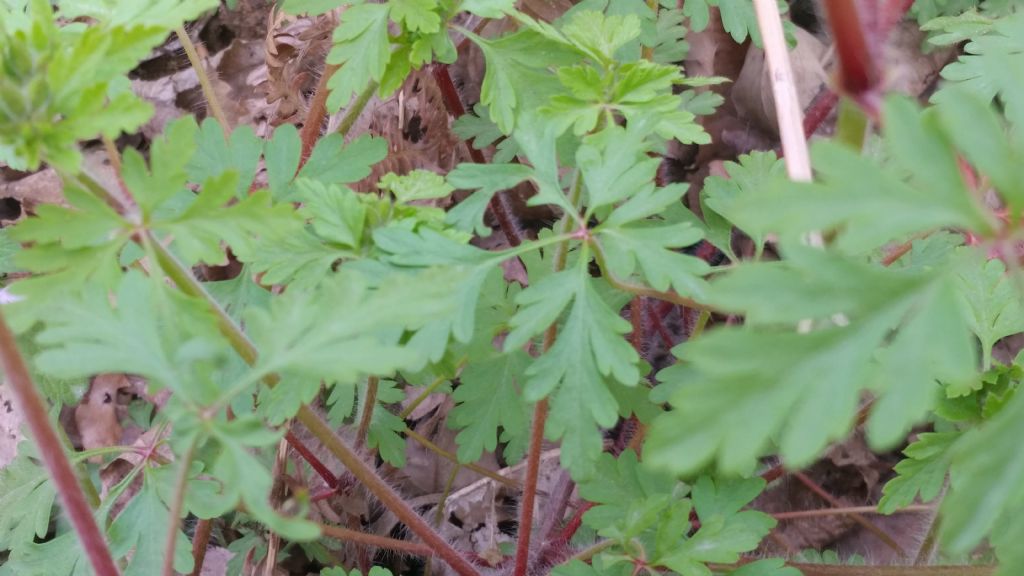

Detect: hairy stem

[188,519,214,576]
[793,471,905,556]
[356,376,379,451]
[286,430,339,489]
[162,438,198,576]
[174,26,230,134]
[299,63,341,163]
[822,0,881,114]
[0,310,121,576]
[320,523,434,556]
[336,81,378,138]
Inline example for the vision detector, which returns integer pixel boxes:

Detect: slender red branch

[188,518,213,576]
[298,63,341,167]
[285,430,339,489]
[803,89,840,137]
[822,0,880,97]
[556,501,594,545]
[430,63,525,247]
[0,310,121,576]
[514,398,549,576]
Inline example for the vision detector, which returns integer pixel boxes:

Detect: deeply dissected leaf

[505,263,639,478]
[725,97,995,254]
[449,349,532,463]
[0,447,56,553]
[955,253,1024,369]
[700,151,785,260]
[879,432,958,514]
[446,163,533,236]
[187,119,263,196]
[646,246,977,476]
[107,473,194,576]
[326,4,392,111]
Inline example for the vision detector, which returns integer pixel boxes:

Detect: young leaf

[363,379,409,466]
[326,4,391,111]
[187,119,264,196]
[107,473,194,576]
[380,169,454,203]
[955,254,1024,370]
[878,432,958,514]
[0,447,56,553]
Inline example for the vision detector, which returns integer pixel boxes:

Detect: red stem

[298,63,341,169]
[556,501,594,544]
[803,89,840,137]
[514,398,549,576]
[430,63,525,247]
[285,430,339,489]
[0,310,121,576]
[822,0,879,97]
[188,518,213,576]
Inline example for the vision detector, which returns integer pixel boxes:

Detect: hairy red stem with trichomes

[0,309,121,576]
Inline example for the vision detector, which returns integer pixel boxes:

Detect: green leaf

[298,180,367,249]
[122,116,198,216]
[700,151,784,259]
[727,99,994,254]
[729,559,802,576]
[294,134,388,198]
[446,163,533,236]
[449,349,532,463]
[187,119,264,196]
[878,432,958,514]
[469,28,578,133]
[204,414,321,540]
[0,447,56,553]
[662,477,774,575]
[57,0,217,27]
[942,388,1024,568]
[246,269,459,386]
[646,247,976,476]
[326,4,391,111]
[155,173,302,266]
[380,169,454,203]
[265,123,303,200]
[598,222,710,300]
[562,11,641,63]
[955,253,1024,370]
[460,0,515,18]
[34,271,227,399]
[506,264,639,478]
[108,473,194,576]
[389,0,441,33]
[363,379,408,466]
[578,450,679,535]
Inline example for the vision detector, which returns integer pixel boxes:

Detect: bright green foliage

[34,272,227,400]
[0,447,55,553]
[878,432,958,514]
[681,0,766,44]
[505,261,640,478]
[449,349,532,463]
[956,254,1024,369]
[245,269,460,389]
[108,472,194,576]
[933,10,1024,127]
[646,245,977,476]
[380,169,453,203]
[726,98,995,255]
[446,163,533,236]
[326,4,391,108]
[729,559,802,576]
[577,452,774,576]
[943,389,1024,575]
[451,104,521,163]
[322,567,394,576]
[188,120,264,196]
[700,151,785,261]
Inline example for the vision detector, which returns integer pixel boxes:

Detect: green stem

[0,309,121,576]
[337,81,378,139]
[162,437,199,576]
[400,374,450,419]
[835,97,871,151]
[355,376,379,451]
[175,26,230,135]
